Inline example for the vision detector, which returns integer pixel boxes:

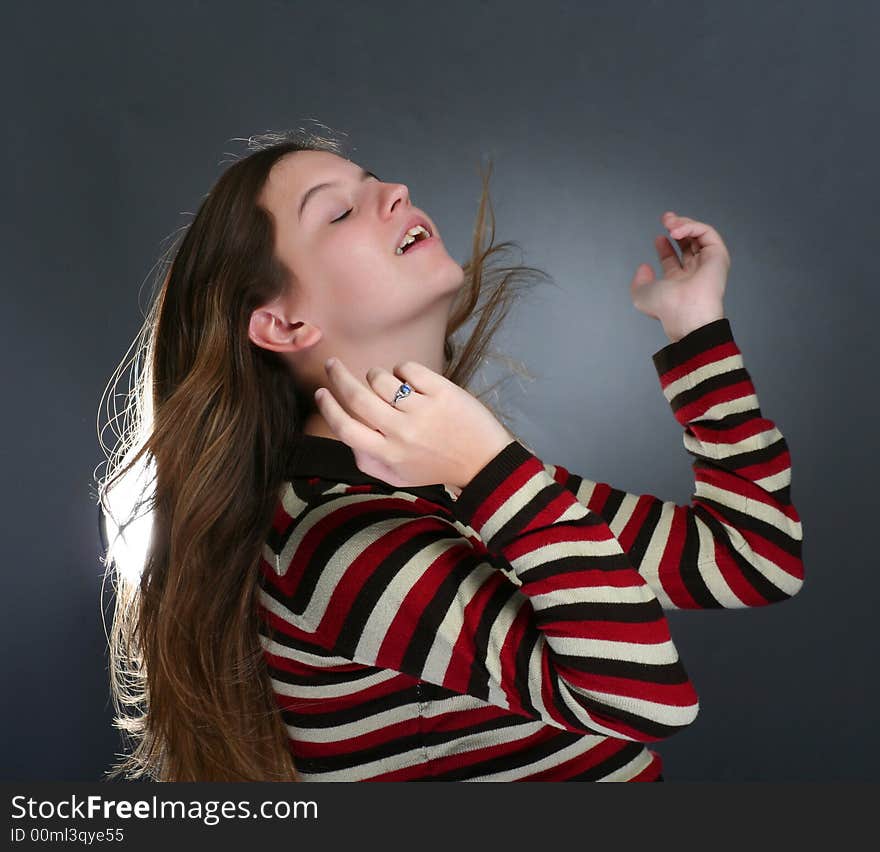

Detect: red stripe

[522,566,652,596]
[466,455,538,531]
[269,671,415,715]
[554,662,698,707]
[381,549,474,673]
[657,339,740,388]
[503,513,622,561]
[292,715,423,759]
[657,508,700,608]
[524,739,652,781]
[444,570,508,692]
[542,618,672,644]
[499,601,532,712]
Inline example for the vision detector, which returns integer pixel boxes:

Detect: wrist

[457,429,517,490]
[664,308,726,344]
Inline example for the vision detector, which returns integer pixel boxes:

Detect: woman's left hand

[630,211,730,343]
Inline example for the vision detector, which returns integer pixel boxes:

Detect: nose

[383,181,410,216]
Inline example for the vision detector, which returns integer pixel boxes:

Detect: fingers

[661,210,726,255]
[364,365,425,408]
[314,380,386,455]
[389,360,442,395]
[322,358,401,433]
[654,234,684,274]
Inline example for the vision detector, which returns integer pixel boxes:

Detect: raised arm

[528,318,804,609]
[260,440,700,743]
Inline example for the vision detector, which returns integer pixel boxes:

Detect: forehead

[261,149,355,207]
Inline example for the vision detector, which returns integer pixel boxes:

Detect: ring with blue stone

[391,382,412,407]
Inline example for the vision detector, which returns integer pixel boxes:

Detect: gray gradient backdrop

[3,0,877,781]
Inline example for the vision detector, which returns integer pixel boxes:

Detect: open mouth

[396,224,433,255]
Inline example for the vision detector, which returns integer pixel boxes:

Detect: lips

[394,215,433,254]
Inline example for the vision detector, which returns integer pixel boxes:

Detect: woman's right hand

[313,357,516,491]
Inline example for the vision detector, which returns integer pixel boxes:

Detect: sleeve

[529,318,804,610]
[263,443,701,743]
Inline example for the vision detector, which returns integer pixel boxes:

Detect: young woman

[97,127,804,782]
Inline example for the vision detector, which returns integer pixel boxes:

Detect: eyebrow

[298,168,380,220]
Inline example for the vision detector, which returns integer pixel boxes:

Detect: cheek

[324,233,400,303]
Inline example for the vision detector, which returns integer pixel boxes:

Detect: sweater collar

[286,432,453,502]
[286,432,383,485]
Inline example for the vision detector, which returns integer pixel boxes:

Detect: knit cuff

[652,317,735,377]
[451,439,535,529]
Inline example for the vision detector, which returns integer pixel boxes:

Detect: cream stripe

[413,562,496,684]
[562,680,699,727]
[258,631,367,668]
[257,586,311,633]
[660,352,744,401]
[353,533,483,665]
[507,536,628,573]
[528,582,660,608]
[478,469,588,542]
[756,467,793,493]
[694,515,743,607]
[426,717,547,765]
[682,422,782,461]
[596,745,656,782]
[698,392,761,421]
[281,702,421,743]
[484,592,525,710]
[270,490,420,577]
[549,636,681,665]
[466,732,611,781]
[288,737,429,781]
[554,679,642,740]
[267,667,398,699]
[745,494,801,538]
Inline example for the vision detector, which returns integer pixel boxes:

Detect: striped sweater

[256,317,804,781]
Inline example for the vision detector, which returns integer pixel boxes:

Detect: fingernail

[315,388,325,401]
[325,357,336,370]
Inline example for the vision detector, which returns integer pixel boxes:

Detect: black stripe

[279,681,421,729]
[540,653,684,739]
[651,318,733,376]
[533,599,666,626]
[692,505,795,604]
[423,727,586,780]
[678,509,722,607]
[707,432,789,473]
[452,439,535,522]
[256,617,347,658]
[692,481,802,558]
[667,367,757,416]
[290,502,422,616]
[399,549,483,677]
[562,742,647,780]
[513,623,541,718]
[466,577,521,698]
[292,731,428,774]
[554,653,692,685]
[490,480,564,550]
[625,497,665,571]
[515,549,635,584]
[596,485,627,527]
[265,662,384,688]
[337,527,473,666]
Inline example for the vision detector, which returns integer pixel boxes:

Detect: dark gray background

[3,0,877,781]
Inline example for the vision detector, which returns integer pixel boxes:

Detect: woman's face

[257,150,465,346]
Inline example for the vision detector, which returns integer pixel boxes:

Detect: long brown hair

[95,123,554,781]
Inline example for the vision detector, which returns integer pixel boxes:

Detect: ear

[248,302,323,354]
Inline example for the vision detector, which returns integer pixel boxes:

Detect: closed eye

[331,208,352,223]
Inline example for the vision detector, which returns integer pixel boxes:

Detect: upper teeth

[396,224,431,254]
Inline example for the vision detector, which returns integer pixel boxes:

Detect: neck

[299,316,451,442]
